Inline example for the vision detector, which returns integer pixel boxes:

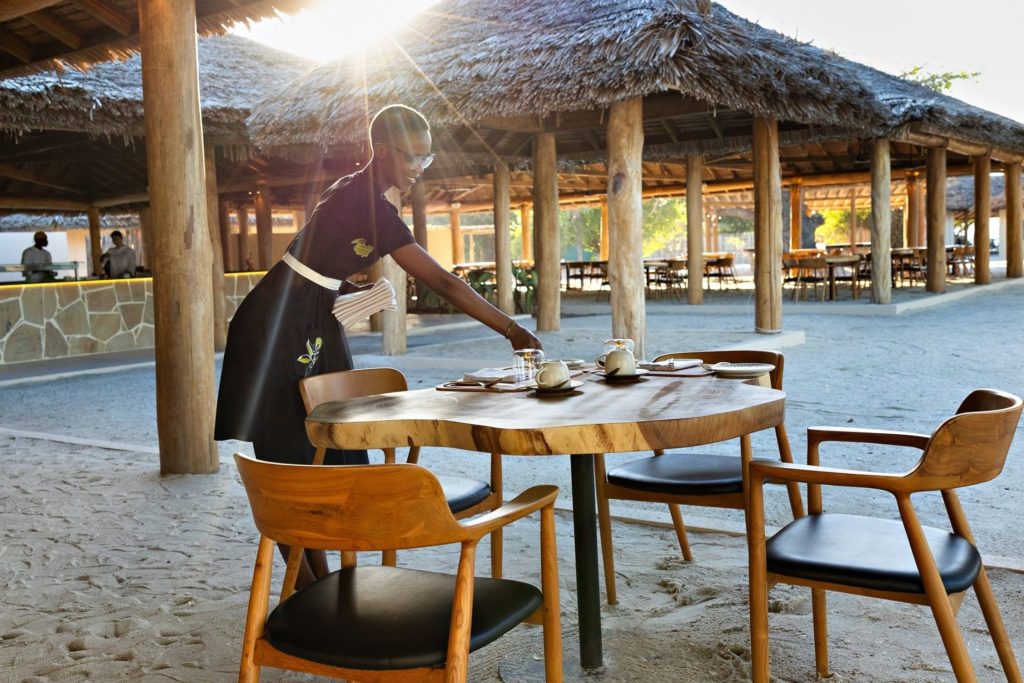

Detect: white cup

[604,347,636,376]
[535,360,571,389]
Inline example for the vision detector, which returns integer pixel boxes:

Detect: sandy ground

[2,276,1024,682]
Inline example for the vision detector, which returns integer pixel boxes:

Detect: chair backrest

[798,256,828,271]
[653,349,785,391]
[299,367,409,414]
[234,454,464,551]
[912,389,1022,488]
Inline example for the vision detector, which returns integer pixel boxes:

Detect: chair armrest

[461,485,559,538]
[749,460,908,494]
[808,426,930,451]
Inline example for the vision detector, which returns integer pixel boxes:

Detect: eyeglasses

[384,143,435,170]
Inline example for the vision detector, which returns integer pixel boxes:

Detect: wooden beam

[533,132,560,331]
[974,155,991,284]
[140,0,217,473]
[1007,162,1023,279]
[23,9,82,49]
[925,147,946,292]
[686,154,704,305]
[0,196,88,210]
[493,160,514,315]
[0,26,33,62]
[869,139,892,304]
[92,192,149,208]
[607,97,645,359]
[0,162,84,193]
[0,1,61,23]
[72,0,133,36]
[753,117,782,333]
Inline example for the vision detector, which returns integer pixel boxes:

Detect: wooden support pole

[926,147,947,292]
[139,0,217,474]
[686,154,704,305]
[139,207,154,271]
[974,155,991,284]
[789,184,802,251]
[915,176,926,248]
[236,205,250,270]
[411,179,429,303]
[381,188,407,355]
[254,184,273,270]
[533,132,560,331]
[493,160,514,315]
[753,117,783,333]
[905,175,920,247]
[870,139,892,304]
[711,213,720,251]
[1007,162,1023,278]
[449,206,463,265]
[849,194,858,253]
[521,203,533,261]
[87,205,102,276]
[607,97,645,359]
[217,199,231,273]
[599,202,609,261]
[204,144,227,350]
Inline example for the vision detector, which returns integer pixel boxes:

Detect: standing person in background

[215,104,541,586]
[101,230,137,278]
[20,231,54,283]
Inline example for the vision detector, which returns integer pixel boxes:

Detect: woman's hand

[508,323,542,351]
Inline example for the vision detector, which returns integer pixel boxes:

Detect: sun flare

[232,0,443,63]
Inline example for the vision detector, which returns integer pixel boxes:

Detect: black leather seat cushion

[607,453,743,495]
[436,475,491,514]
[265,566,541,670]
[767,513,981,594]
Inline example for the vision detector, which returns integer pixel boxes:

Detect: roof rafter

[24,9,82,49]
[70,0,133,36]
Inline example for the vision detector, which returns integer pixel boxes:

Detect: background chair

[299,368,505,577]
[792,256,827,301]
[747,389,1023,683]
[594,349,805,604]
[234,455,562,683]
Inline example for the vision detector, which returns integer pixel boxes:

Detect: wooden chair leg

[972,567,1023,682]
[898,496,977,681]
[490,528,503,580]
[812,588,829,678]
[667,504,693,562]
[540,506,564,683]
[240,537,274,683]
[747,474,770,683]
[594,454,618,605]
[281,545,304,601]
[774,424,805,518]
[490,452,504,579]
[341,550,357,568]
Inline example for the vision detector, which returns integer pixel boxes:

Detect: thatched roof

[945,174,1015,213]
[0,1,312,80]
[0,212,136,233]
[0,34,315,144]
[247,0,1024,165]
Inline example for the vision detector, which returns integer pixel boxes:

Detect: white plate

[710,362,774,379]
[557,358,587,370]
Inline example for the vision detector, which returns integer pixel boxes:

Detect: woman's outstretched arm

[390,243,542,350]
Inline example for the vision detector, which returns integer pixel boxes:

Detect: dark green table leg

[570,453,603,670]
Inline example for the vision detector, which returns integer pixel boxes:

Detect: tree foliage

[899,66,980,94]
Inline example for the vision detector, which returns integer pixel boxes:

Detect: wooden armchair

[235,455,562,683]
[747,389,1023,682]
[594,350,804,604]
[299,368,505,577]
[792,256,827,301]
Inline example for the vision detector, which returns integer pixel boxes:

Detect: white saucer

[710,362,774,379]
[599,368,649,382]
[532,379,584,395]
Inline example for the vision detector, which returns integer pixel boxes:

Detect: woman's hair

[369,104,430,146]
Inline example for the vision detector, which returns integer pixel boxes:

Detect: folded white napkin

[332,278,397,328]
[462,367,518,384]
[638,358,703,371]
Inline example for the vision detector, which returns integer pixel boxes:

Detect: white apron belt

[282,252,343,291]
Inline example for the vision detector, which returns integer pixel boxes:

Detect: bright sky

[233,0,1024,124]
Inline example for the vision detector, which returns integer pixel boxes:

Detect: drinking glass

[513,348,545,383]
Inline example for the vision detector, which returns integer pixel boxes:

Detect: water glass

[513,348,545,383]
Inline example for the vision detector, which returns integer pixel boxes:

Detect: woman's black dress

[214,170,415,465]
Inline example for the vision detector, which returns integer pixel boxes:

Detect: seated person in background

[21,231,55,283]
[101,230,137,278]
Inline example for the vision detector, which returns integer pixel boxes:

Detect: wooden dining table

[306,373,786,671]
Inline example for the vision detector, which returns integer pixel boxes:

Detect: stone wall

[0,272,264,365]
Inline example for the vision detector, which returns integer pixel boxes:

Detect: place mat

[436,380,532,393]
